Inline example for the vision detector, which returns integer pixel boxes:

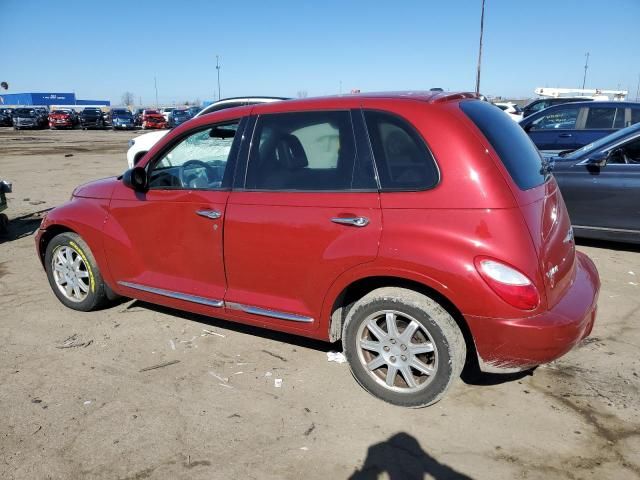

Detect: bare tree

[121,91,135,106]
[297,90,308,98]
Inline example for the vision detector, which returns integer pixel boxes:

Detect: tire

[44,232,110,311]
[343,287,466,408]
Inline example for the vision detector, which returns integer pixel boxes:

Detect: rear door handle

[196,209,222,220]
[331,216,369,227]
[558,133,573,138]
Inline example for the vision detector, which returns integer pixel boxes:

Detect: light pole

[582,52,589,91]
[475,0,486,95]
[216,55,221,100]
[154,76,159,108]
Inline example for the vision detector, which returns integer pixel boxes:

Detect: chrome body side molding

[117,281,224,308]
[225,302,314,323]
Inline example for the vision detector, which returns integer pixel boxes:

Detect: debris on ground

[202,329,225,338]
[64,153,73,157]
[139,360,180,372]
[274,378,283,388]
[84,400,92,405]
[327,351,347,363]
[265,372,273,377]
[169,339,176,350]
[262,350,287,362]
[208,371,229,383]
[56,334,93,349]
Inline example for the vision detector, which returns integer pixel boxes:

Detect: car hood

[132,129,169,144]
[73,177,118,199]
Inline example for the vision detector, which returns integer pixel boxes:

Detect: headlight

[128,139,135,148]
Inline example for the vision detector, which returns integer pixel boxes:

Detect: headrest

[276,134,308,169]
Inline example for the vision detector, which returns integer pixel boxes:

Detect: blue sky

[2,0,639,105]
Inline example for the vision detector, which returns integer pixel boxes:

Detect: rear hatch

[461,100,576,308]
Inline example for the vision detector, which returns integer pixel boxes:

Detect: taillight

[474,257,540,310]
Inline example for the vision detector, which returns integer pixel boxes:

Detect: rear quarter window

[461,100,546,190]
[363,110,439,191]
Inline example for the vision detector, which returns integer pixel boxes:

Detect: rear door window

[584,107,620,129]
[363,110,439,191]
[461,100,547,190]
[245,110,364,191]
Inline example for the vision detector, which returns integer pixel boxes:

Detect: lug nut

[383,346,390,352]
[390,356,396,362]
[401,355,407,361]
[400,344,407,351]
[390,339,396,344]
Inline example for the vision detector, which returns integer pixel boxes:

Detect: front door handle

[558,133,573,138]
[331,216,369,227]
[196,209,222,220]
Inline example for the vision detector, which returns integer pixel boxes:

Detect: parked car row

[1,106,203,131]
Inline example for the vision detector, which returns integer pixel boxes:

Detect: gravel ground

[0,128,639,480]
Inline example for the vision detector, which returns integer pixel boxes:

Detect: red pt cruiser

[35,92,600,407]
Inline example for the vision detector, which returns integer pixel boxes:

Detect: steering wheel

[180,159,217,188]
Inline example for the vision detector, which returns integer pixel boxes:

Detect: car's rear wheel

[343,287,466,408]
[45,232,110,311]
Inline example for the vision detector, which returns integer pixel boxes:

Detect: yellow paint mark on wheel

[69,241,95,293]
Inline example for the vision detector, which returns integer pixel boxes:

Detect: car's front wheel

[45,232,110,311]
[343,287,466,408]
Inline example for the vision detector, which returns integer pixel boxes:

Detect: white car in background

[160,107,175,122]
[493,102,524,122]
[126,96,289,168]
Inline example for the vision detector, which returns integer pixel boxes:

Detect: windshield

[83,109,101,114]
[145,110,159,115]
[15,108,36,116]
[566,123,640,159]
[174,111,189,117]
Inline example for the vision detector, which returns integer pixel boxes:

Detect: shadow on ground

[576,237,640,253]
[0,208,51,245]
[124,300,335,354]
[349,432,473,480]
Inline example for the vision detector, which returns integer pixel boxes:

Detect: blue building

[0,92,110,106]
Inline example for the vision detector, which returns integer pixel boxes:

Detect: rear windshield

[461,100,546,190]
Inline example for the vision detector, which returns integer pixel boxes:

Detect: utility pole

[339,80,342,95]
[475,0,486,95]
[582,52,589,91]
[636,73,640,102]
[154,76,159,108]
[216,55,221,100]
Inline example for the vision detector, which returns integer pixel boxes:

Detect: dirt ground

[0,128,639,480]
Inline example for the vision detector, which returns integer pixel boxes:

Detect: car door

[223,109,381,331]
[525,105,584,151]
[104,117,245,308]
[553,134,640,232]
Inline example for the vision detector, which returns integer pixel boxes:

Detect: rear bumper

[466,251,600,373]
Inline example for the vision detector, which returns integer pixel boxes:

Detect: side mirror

[122,166,148,191]
[584,150,609,168]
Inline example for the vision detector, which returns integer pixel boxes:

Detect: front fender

[36,198,114,288]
